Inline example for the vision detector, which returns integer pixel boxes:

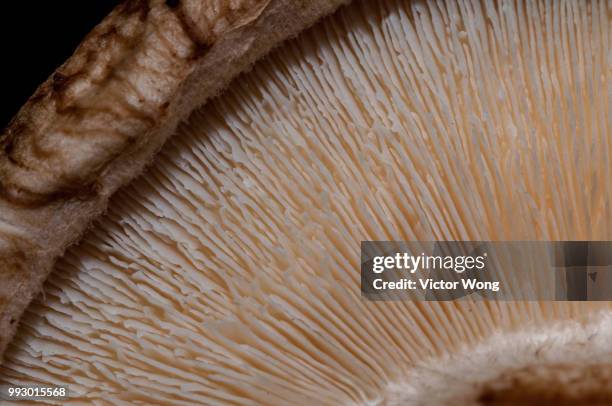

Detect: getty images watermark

[361,241,612,301]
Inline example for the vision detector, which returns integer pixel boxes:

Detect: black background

[0,1,120,129]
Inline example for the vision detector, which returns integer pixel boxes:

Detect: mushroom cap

[2,0,612,404]
[0,0,347,358]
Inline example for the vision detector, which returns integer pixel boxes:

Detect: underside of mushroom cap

[1,0,611,404]
[0,0,348,359]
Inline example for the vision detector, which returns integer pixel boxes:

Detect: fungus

[1,0,611,405]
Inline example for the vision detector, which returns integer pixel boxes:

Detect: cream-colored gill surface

[2,0,611,404]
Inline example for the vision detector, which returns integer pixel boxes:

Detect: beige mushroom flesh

[1,0,611,405]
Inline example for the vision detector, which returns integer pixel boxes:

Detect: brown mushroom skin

[0,0,348,361]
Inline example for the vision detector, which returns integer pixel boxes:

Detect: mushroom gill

[1,0,611,404]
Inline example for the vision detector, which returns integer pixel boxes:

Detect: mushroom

[0,0,347,358]
[1,0,611,404]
